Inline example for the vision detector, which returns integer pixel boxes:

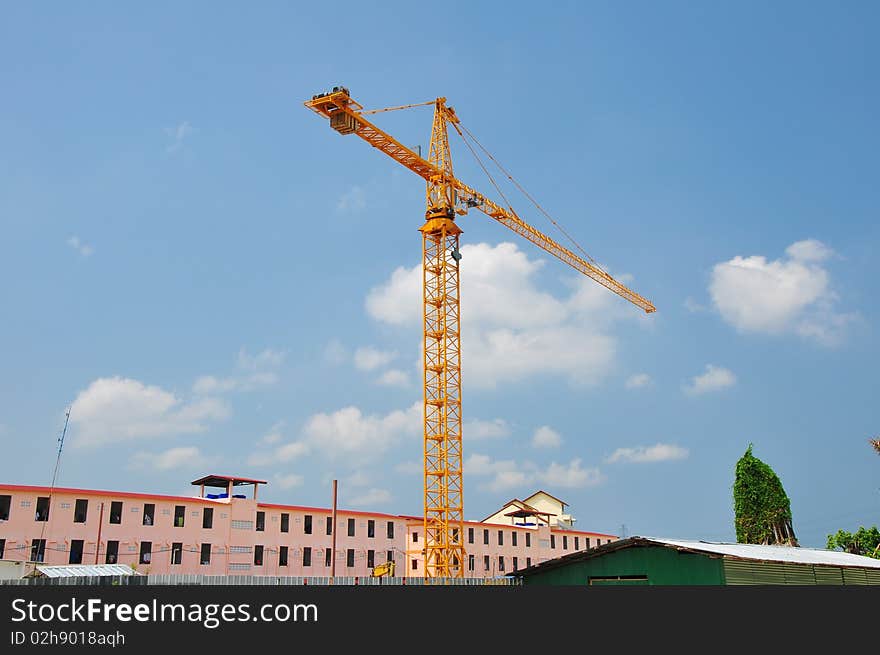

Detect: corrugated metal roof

[650,538,880,569]
[35,564,142,578]
[514,535,880,577]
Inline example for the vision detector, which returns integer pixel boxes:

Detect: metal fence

[1,574,520,586]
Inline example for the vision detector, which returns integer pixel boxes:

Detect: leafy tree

[826,526,880,559]
[733,444,798,545]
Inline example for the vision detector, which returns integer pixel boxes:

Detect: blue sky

[1,2,877,548]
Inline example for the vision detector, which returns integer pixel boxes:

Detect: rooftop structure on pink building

[0,475,617,578]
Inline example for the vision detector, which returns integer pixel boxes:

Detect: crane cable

[449,122,519,221]
[457,122,603,270]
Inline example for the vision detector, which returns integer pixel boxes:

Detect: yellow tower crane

[305,87,656,578]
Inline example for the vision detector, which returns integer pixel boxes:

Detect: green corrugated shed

[514,537,880,586]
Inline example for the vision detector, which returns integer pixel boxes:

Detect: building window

[105,541,118,564]
[387,550,394,563]
[280,546,289,567]
[498,530,504,546]
[302,547,311,567]
[326,516,333,535]
[35,497,50,522]
[367,549,375,568]
[585,537,591,549]
[281,513,290,533]
[109,501,122,524]
[31,539,46,562]
[499,556,505,572]
[142,503,155,526]
[368,520,375,538]
[174,506,185,528]
[0,495,10,521]
[526,557,531,568]
[73,499,88,523]
[346,549,354,567]
[411,559,418,571]
[483,555,490,572]
[551,535,556,549]
[526,532,531,547]
[468,554,474,571]
[452,528,460,544]
[512,531,517,547]
[254,545,264,566]
[0,539,5,559]
[468,527,474,544]
[304,514,313,534]
[563,536,568,550]
[202,507,213,529]
[170,543,182,565]
[483,529,489,545]
[347,518,355,537]
[139,541,152,565]
[387,521,394,539]
[200,543,211,565]
[575,536,579,550]
[513,557,518,571]
[325,549,332,567]
[69,540,84,564]
[256,511,265,532]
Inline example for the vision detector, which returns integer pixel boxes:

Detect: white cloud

[129,446,216,471]
[248,439,310,467]
[347,470,372,487]
[67,235,94,257]
[606,443,689,464]
[376,369,410,387]
[531,426,562,449]
[302,403,421,459]
[709,239,852,344]
[274,473,304,490]
[625,373,652,389]
[785,239,833,262]
[465,453,603,492]
[349,488,391,507]
[70,377,230,447]
[354,346,396,371]
[463,418,511,440]
[336,185,366,213]
[237,348,286,370]
[365,242,637,389]
[684,365,736,396]
[464,454,525,492]
[259,422,285,446]
[192,376,239,394]
[165,121,193,153]
[683,297,705,313]
[537,459,605,489]
[194,348,285,395]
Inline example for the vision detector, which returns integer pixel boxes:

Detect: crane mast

[304,87,655,578]
[420,98,465,577]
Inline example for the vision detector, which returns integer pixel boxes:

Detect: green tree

[733,444,798,545]
[826,526,880,559]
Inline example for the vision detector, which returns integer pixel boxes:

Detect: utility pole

[330,479,338,579]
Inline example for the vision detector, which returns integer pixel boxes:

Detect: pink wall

[0,484,616,578]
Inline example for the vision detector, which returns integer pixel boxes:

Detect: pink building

[0,475,617,578]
